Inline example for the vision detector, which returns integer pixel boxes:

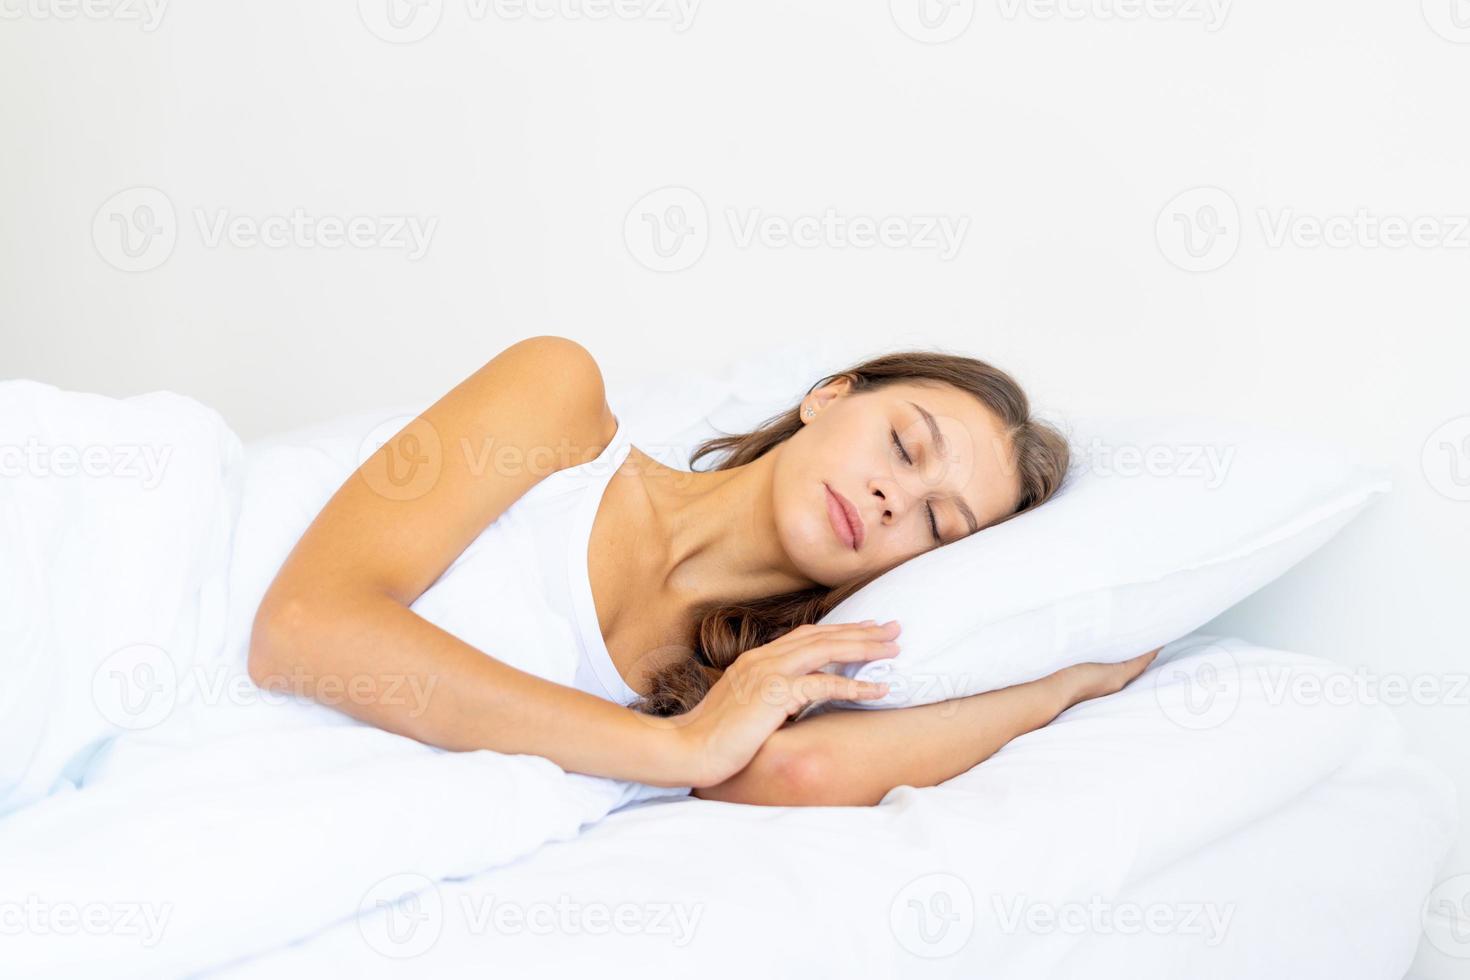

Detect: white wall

[3,2,1466,974]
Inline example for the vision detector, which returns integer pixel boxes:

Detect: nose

[871,479,914,527]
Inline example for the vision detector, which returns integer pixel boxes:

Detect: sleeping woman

[246,336,1158,806]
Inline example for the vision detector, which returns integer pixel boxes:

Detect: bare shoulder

[257,335,622,611]
[453,334,619,465]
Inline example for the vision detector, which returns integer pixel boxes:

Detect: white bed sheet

[1,380,1455,979]
[209,635,1458,980]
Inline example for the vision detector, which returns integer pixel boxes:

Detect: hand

[665,620,902,788]
[1049,647,1161,711]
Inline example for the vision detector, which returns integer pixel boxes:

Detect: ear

[801,375,854,421]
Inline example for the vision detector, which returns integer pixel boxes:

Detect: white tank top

[408,416,692,804]
[407,416,643,708]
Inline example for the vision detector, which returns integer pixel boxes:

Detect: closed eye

[891,428,942,544]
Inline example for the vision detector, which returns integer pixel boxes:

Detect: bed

[0,362,1457,979]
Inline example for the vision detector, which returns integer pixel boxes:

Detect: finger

[786,620,901,649]
[789,673,890,710]
[777,636,901,675]
[750,621,900,662]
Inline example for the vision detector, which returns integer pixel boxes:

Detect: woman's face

[773,378,1024,588]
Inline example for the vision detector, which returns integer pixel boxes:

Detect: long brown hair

[627,349,1069,717]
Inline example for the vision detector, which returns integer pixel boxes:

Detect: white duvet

[0,380,1457,979]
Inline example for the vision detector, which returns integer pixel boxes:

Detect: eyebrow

[906,400,980,536]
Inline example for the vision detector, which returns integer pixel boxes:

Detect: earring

[804,408,814,418]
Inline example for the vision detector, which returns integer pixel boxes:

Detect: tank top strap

[564,418,641,705]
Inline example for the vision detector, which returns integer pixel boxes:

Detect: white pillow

[808,414,1390,709]
[220,345,1392,719]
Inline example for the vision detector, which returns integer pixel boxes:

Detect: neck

[629,442,815,618]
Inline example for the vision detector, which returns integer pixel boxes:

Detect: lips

[824,483,866,551]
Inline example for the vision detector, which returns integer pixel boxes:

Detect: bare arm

[695,649,1160,806]
[248,336,684,786]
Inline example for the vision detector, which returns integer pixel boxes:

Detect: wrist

[1039,669,1082,714]
[629,711,700,787]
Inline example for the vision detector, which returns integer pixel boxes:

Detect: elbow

[699,741,842,807]
[771,745,839,806]
[247,593,311,690]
